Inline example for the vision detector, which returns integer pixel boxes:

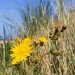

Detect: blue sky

[0,0,22,38]
[0,0,39,38]
[0,0,42,38]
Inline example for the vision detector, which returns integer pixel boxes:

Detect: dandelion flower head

[14,37,20,43]
[39,37,48,43]
[10,37,32,65]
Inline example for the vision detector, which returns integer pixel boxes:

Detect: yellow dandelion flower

[39,37,48,46]
[39,37,48,43]
[10,37,32,65]
[14,37,20,43]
